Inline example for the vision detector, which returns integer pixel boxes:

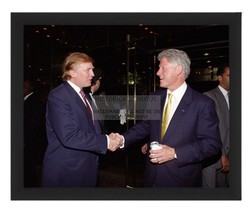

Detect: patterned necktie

[80,90,94,123]
[161,93,173,139]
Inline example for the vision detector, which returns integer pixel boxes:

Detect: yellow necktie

[161,93,173,139]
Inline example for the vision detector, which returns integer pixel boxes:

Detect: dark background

[24,24,229,97]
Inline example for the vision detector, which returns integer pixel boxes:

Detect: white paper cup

[150,141,162,150]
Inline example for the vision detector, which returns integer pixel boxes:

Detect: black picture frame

[11,12,241,200]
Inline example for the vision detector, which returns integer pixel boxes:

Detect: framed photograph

[11,12,241,200]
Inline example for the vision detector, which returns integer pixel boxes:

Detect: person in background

[24,77,45,187]
[42,52,122,187]
[118,49,222,187]
[202,64,230,188]
[83,68,106,133]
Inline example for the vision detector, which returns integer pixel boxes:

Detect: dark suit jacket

[42,82,107,187]
[203,87,229,170]
[204,87,229,155]
[123,86,222,187]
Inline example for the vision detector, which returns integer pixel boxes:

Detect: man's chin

[83,83,91,87]
[159,81,164,88]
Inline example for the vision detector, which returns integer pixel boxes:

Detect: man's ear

[176,64,183,76]
[69,69,77,78]
[217,75,223,82]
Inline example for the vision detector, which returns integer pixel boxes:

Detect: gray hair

[157,49,191,79]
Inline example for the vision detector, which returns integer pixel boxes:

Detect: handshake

[107,133,124,152]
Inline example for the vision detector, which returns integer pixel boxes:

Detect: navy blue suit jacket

[42,82,107,187]
[123,86,222,187]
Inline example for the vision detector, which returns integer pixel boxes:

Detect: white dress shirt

[164,82,187,125]
[218,85,229,109]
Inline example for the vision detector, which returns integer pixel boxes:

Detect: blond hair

[62,52,94,81]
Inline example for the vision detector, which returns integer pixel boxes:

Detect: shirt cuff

[106,135,109,148]
[120,135,125,149]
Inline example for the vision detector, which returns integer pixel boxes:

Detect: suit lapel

[157,90,167,142]
[161,87,192,142]
[64,83,84,109]
[63,82,95,128]
[215,87,229,110]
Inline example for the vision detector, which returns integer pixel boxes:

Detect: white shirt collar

[167,82,187,101]
[67,80,82,94]
[67,80,93,109]
[24,92,33,101]
[163,82,187,126]
[218,85,229,96]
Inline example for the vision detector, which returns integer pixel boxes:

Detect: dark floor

[28,150,146,188]
[25,140,147,188]
[97,165,144,187]
[31,165,144,188]
[97,143,146,187]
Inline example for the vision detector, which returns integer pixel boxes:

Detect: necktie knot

[80,89,85,98]
[168,93,173,102]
